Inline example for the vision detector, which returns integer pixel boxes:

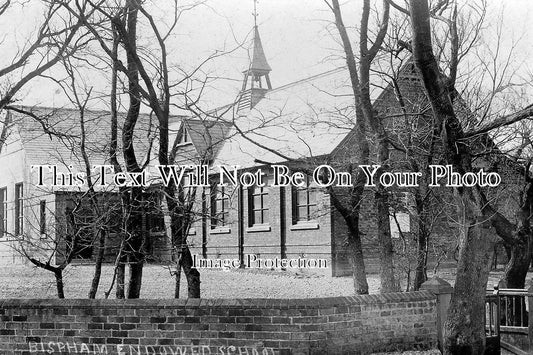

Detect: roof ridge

[10,105,187,119]
[267,67,346,94]
[205,67,347,115]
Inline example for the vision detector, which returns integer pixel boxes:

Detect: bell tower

[238,0,272,111]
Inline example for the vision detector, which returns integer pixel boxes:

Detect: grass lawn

[0,262,514,299]
[0,263,373,299]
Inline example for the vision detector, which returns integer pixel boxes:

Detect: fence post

[421,276,453,351]
[528,284,533,352]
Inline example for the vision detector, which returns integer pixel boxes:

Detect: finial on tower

[253,0,258,28]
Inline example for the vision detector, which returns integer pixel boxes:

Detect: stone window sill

[290,221,319,231]
[210,226,231,234]
[246,224,271,233]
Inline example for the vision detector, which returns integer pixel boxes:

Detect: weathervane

[253,0,258,28]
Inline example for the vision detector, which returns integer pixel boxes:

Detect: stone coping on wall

[0,290,435,309]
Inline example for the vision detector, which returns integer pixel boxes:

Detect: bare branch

[464,104,533,138]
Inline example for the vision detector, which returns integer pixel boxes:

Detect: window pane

[298,206,308,220]
[308,189,316,205]
[309,204,317,219]
[253,195,262,208]
[297,190,307,204]
[254,210,262,224]
[262,210,269,224]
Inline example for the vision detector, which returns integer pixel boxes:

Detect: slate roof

[8,106,183,173]
[212,66,387,169]
[181,119,232,161]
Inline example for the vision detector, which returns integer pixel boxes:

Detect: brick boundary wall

[0,291,437,355]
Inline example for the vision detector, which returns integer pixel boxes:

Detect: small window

[292,176,317,223]
[390,212,410,239]
[15,183,23,235]
[389,191,413,239]
[0,187,6,236]
[40,200,46,235]
[211,185,230,228]
[248,185,269,226]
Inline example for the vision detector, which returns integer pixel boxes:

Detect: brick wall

[0,291,437,355]
[189,170,334,268]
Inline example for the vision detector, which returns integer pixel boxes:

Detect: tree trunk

[127,262,143,298]
[125,196,145,299]
[181,245,201,298]
[116,261,125,299]
[504,233,532,289]
[357,12,396,293]
[502,235,531,326]
[329,188,369,294]
[348,221,369,294]
[329,0,393,296]
[375,183,399,292]
[88,228,106,299]
[344,212,369,294]
[55,269,65,299]
[164,182,201,298]
[503,183,533,326]
[413,190,430,291]
[174,262,181,298]
[413,227,428,290]
[408,1,500,352]
[504,180,533,288]
[443,198,496,354]
[119,0,145,299]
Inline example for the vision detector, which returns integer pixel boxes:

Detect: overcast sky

[2,0,532,111]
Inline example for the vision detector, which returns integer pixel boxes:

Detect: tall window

[0,187,6,236]
[211,186,229,228]
[248,185,269,226]
[40,200,46,235]
[15,183,23,235]
[292,176,317,223]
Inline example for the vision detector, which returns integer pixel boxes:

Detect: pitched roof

[213,67,370,168]
[7,106,183,174]
[180,119,232,161]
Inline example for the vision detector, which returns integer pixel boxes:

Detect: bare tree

[56,0,241,298]
[325,0,400,293]
[405,0,533,353]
